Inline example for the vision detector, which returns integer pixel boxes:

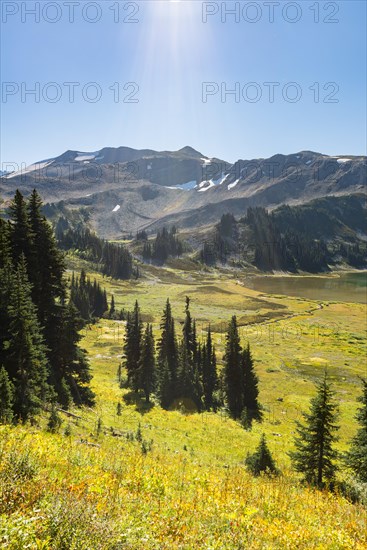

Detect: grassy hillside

[1,264,367,549]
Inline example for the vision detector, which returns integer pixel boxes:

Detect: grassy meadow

[1,259,366,549]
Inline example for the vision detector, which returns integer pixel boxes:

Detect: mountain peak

[177,146,203,158]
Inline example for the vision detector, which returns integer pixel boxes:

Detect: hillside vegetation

[1,259,367,548]
[1,192,366,549]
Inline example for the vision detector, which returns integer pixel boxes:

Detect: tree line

[120,297,262,426]
[69,269,109,322]
[58,224,137,279]
[0,190,95,422]
[141,226,183,264]
[201,202,366,273]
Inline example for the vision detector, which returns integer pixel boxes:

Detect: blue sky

[1,0,366,167]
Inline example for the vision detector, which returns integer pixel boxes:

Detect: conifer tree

[241,343,262,424]
[50,301,95,407]
[202,326,217,410]
[245,433,278,476]
[177,340,202,411]
[289,374,339,487]
[157,299,179,409]
[9,189,33,266]
[0,224,14,356]
[0,366,14,424]
[2,191,96,411]
[103,290,108,314]
[345,378,367,482]
[223,316,243,418]
[183,297,196,359]
[47,404,62,433]
[70,273,91,322]
[139,324,155,403]
[27,189,66,324]
[179,298,202,410]
[5,255,49,421]
[157,359,173,410]
[123,301,142,391]
[0,219,12,269]
[110,295,116,318]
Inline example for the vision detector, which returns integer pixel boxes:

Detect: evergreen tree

[69,271,108,321]
[201,326,217,410]
[223,316,243,419]
[245,433,278,476]
[156,299,179,409]
[27,189,66,325]
[123,301,142,391]
[345,378,367,482]
[9,189,33,266]
[50,301,95,407]
[0,366,14,424]
[2,191,96,412]
[0,225,14,357]
[70,273,91,322]
[289,375,339,487]
[178,297,202,410]
[177,340,201,411]
[110,295,116,318]
[0,219,12,269]
[103,290,108,314]
[157,359,173,410]
[139,324,155,403]
[241,343,262,424]
[5,256,49,421]
[47,405,62,433]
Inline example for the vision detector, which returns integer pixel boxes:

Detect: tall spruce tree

[9,190,34,267]
[345,378,367,482]
[202,326,217,411]
[179,297,202,410]
[241,343,262,424]
[223,316,243,419]
[177,340,201,411]
[157,299,179,409]
[50,301,94,407]
[0,366,14,424]
[27,189,66,324]
[123,301,142,391]
[0,222,13,356]
[5,256,49,421]
[289,374,339,487]
[110,295,116,318]
[0,219,12,269]
[139,324,156,403]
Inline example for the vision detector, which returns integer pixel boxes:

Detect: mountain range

[1,146,366,238]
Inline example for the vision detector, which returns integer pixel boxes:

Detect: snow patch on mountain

[75,154,96,162]
[228,179,240,190]
[198,172,228,192]
[165,180,197,191]
[337,158,352,164]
